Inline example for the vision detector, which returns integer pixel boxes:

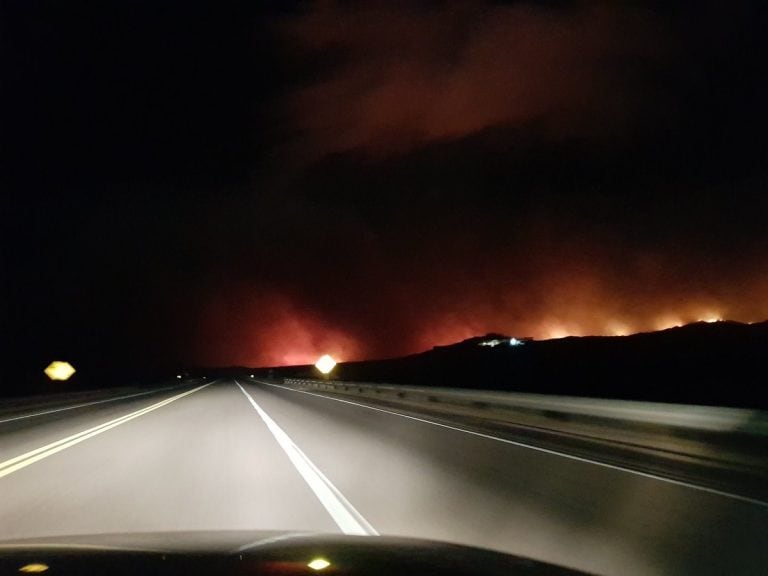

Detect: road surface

[0,379,766,575]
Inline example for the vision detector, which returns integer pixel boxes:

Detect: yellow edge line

[0,383,210,479]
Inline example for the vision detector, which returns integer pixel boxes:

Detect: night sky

[2,1,767,382]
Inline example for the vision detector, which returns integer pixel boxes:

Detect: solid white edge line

[234,380,377,536]
[259,380,768,509]
[0,382,206,424]
[0,383,211,478]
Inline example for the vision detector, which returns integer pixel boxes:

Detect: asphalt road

[0,379,766,575]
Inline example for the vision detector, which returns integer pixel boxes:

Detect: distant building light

[479,337,527,348]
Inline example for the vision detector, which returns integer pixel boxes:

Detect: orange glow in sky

[195,273,768,367]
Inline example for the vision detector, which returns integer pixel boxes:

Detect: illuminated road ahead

[0,380,766,575]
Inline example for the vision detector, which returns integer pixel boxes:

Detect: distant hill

[265,321,768,409]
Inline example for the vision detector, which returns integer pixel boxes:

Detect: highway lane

[0,383,200,464]
[0,381,337,536]
[0,384,189,424]
[0,379,766,575]
[246,380,768,575]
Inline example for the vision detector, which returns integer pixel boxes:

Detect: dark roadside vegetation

[258,321,768,410]
[3,321,765,410]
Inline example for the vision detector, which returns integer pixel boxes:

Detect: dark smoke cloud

[281,0,670,160]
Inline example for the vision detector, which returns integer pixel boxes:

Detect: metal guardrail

[282,378,768,437]
[272,377,768,502]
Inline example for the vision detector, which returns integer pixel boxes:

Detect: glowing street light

[44,361,75,381]
[314,354,337,376]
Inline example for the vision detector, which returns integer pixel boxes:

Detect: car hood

[0,530,590,575]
